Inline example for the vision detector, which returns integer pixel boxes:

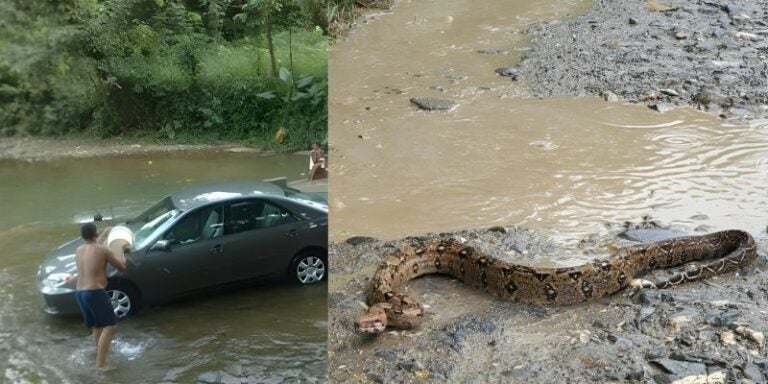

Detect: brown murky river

[0,151,326,383]
[329,0,768,253]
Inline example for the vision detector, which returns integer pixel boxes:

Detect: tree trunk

[266,15,277,77]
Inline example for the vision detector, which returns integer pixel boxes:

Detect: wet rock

[720,331,736,345]
[345,236,379,246]
[742,363,765,384]
[704,309,740,327]
[197,372,219,384]
[515,0,768,119]
[409,97,459,111]
[660,88,679,97]
[754,359,768,373]
[649,357,707,376]
[439,316,496,352]
[366,372,385,384]
[374,348,403,363]
[494,67,519,80]
[646,1,678,12]
[639,291,677,305]
[397,358,425,372]
[666,310,698,333]
[729,108,751,118]
[705,370,728,384]
[650,102,675,113]
[477,48,509,55]
[607,333,634,350]
[735,326,765,347]
[602,90,620,102]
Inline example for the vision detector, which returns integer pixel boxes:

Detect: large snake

[354,230,756,334]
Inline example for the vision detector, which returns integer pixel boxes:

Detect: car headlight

[44,273,76,288]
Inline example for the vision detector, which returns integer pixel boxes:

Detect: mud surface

[516,0,768,119]
[329,224,768,383]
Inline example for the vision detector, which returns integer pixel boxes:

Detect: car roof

[170,181,287,210]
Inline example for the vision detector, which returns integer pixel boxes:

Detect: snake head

[355,304,388,334]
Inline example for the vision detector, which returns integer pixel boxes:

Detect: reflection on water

[0,150,327,383]
[329,0,768,253]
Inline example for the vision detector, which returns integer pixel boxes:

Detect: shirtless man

[75,223,127,370]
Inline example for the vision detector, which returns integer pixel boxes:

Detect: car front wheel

[105,281,140,320]
[290,251,327,285]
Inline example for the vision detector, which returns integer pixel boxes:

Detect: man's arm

[97,226,113,245]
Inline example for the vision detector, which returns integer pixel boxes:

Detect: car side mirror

[150,239,171,252]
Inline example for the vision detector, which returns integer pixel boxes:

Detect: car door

[223,198,306,281]
[138,204,229,299]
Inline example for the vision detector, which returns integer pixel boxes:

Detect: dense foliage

[0,0,327,150]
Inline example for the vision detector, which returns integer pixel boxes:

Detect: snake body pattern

[354,230,756,334]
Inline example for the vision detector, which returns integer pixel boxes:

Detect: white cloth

[107,226,134,247]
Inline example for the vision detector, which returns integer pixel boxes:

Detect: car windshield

[126,197,182,248]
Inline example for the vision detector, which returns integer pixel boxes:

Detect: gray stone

[409,97,459,111]
[650,102,675,113]
[704,309,740,327]
[649,358,707,376]
[729,108,750,117]
[495,67,519,80]
[345,236,379,246]
[660,88,679,97]
[743,363,765,384]
[197,372,220,384]
[602,90,620,102]
[477,48,509,55]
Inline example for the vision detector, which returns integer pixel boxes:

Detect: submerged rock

[409,97,459,111]
[495,67,519,80]
[477,48,509,55]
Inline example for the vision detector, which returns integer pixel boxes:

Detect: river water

[328,0,768,252]
[0,151,327,383]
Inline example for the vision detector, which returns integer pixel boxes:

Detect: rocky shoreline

[513,0,768,119]
[328,225,768,383]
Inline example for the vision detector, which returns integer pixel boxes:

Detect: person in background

[309,142,326,181]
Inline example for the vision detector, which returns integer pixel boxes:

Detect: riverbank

[329,224,768,383]
[0,137,268,162]
[515,0,768,119]
[329,0,395,39]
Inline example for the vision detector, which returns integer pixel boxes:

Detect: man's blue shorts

[75,289,117,327]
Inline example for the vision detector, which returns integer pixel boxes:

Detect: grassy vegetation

[328,0,393,38]
[0,0,328,151]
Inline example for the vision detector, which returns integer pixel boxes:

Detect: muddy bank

[515,0,768,119]
[0,137,264,162]
[329,224,768,383]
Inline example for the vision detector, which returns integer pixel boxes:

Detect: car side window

[227,200,297,235]
[164,206,224,244]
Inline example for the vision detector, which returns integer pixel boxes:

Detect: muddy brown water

[329,0,768,256]
[0,151,327,383]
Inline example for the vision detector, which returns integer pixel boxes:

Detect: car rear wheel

[105,281,140,320]
[290,251,327,285]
